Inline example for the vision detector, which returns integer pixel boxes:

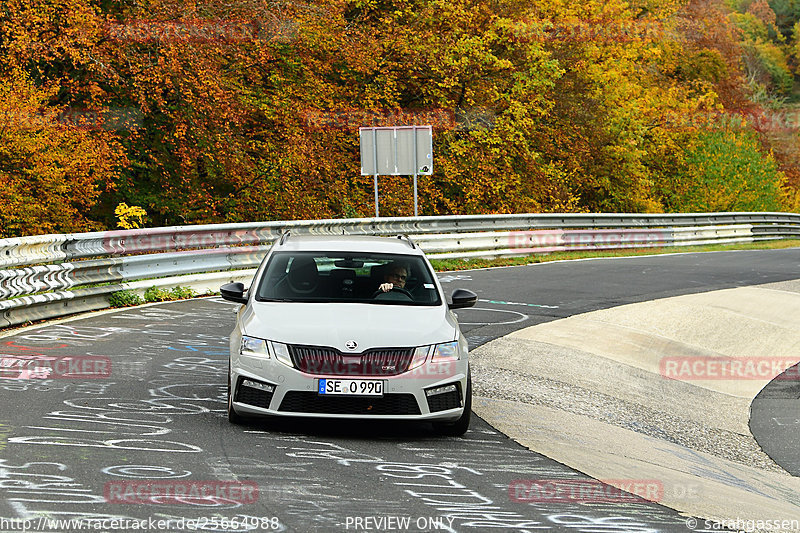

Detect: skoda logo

[345,340,358,351]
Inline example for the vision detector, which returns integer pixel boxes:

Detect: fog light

[425,384,457,397]
[242,379,275,393]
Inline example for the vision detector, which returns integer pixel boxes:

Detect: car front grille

[278,391,421,415]
[289,345,415,376]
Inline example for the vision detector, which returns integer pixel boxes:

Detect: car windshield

[255,251,441,305]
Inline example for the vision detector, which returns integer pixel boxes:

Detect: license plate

[318,379,384,396]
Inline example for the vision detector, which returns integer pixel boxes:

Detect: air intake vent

[279,392,420,415]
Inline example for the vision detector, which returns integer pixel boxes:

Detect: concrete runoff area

[471,279,800,527]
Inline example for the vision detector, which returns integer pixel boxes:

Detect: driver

[377,263,409,294]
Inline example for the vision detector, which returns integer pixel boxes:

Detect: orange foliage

[0,73,126,237]
[0,0,796,237]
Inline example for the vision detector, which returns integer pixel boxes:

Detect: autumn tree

[0,72,125,237]
[0,0,796,237]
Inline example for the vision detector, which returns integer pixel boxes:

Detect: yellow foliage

[115,203,147,229]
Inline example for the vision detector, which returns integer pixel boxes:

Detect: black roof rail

[279,231,290,245]
[397,234,416,249]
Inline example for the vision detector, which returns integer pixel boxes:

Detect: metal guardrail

[1,212,798,328]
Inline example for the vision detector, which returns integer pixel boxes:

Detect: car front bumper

[230,353,468,422]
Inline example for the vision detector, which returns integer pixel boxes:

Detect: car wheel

[227,364,247,425]
[433,373,471,437]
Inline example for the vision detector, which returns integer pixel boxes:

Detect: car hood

[241,301,458,351]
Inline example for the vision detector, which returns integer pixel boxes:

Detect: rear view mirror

[449,288,477,309]
[334,258,364,268]
[220,282,248,304]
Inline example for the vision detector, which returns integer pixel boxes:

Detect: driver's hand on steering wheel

[379,282,393,293]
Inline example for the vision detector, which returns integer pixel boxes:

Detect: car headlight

[409,341,460,369]
[431,341,459,362]
[409,345,430,370]
[240,336,269,358]
[239,337,294,368]
[269,341,293,368]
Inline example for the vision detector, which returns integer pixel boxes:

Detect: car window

[255,251,441,305]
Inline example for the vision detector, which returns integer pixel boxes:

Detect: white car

[220,233,477,436]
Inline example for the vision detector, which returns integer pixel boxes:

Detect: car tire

[227,364,248,425]
[433,373,472,437]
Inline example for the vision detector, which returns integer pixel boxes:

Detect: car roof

[273,234,424,255]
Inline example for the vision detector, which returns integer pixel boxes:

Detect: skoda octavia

[220,234,477,435]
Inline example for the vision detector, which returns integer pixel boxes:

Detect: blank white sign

[360,126,433,176]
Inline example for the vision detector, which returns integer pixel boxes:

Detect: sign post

[359,126,433,217]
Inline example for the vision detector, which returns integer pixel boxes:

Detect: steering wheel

[372,287,414,300]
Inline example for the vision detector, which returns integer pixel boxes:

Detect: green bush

[658,129,786,212]
[108,290,144,307]
[143,286,170,302]
[170,286,197,299]
[143,285,197,303]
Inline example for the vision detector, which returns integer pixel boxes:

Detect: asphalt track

[0,248,798,533]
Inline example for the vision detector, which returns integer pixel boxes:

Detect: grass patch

[429,239,800,271]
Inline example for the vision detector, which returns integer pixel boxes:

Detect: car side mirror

[220,282,248,304]
[449,288,477,309]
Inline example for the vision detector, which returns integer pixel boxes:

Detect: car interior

[261,254,438,304]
